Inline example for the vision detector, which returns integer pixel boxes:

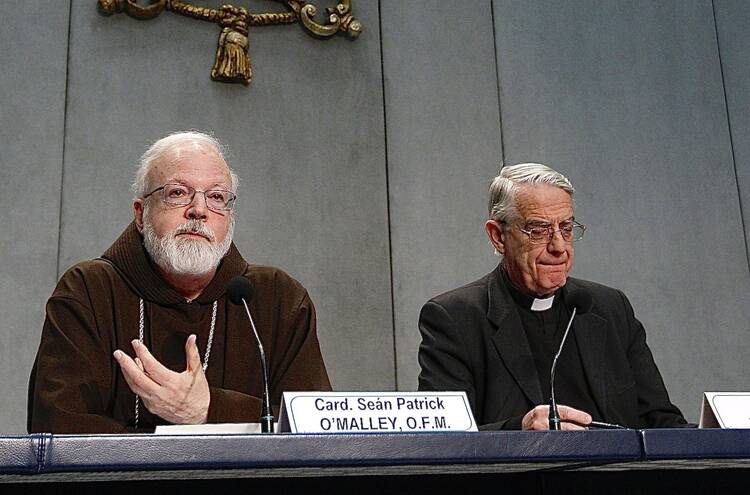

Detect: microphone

[548,289,593,430]
[227,276,274,433]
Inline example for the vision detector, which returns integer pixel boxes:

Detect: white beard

[142,215,234,276]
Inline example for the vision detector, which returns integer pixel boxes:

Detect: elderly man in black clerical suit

[418,163,687,430]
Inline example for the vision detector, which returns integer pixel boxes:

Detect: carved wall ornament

[97,0,362,85]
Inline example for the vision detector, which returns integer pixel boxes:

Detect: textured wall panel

[715,1,750,262]
[494,0,749,421]
[58,0,391,392]
[0,1,69,433]
[382,1,503,390]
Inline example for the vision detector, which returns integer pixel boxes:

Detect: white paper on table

[154,422,278,434]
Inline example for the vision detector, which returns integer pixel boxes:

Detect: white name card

[277,391,477,433]
[699,392,750,428]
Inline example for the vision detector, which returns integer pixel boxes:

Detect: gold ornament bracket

[97,0,361,85]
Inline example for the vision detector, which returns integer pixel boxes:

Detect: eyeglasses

[516,220,586,244]
[144,183,237,212]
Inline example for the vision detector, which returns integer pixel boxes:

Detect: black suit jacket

[418,267,686,429]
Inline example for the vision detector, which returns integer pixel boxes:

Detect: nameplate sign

[277,391,477,433]
[699,392,750,428]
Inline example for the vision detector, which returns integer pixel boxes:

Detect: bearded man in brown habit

[28,131,330,433]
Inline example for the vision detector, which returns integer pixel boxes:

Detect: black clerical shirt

[502,270,604,422]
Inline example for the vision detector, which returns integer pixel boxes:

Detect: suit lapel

[570,292,609,419]
[487,269,544,406]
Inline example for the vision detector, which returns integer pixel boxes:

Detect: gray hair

[131,130,239,199]
[488,162,575,223]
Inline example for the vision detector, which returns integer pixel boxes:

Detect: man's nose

[186,192,209,220]
[547,229,567,253]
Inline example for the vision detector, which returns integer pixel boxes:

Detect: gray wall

[0,0,748,432]
[0,1,69,432]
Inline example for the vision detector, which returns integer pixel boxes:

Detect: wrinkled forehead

[514,184,574,220]
[148,143,231,189]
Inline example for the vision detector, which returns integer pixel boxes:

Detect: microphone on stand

[548,289,593,430]
[226,276,274,433]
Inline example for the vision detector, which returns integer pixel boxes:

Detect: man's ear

[484,219,506,255]
[133,199,145,232]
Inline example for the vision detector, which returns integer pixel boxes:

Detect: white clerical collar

[530,295,555,312]
[500,266,559,312]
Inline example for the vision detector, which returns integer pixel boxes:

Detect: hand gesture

[113,335,210,425]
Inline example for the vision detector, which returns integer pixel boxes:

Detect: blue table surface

[640,428,750,459]
[1,429,748,475]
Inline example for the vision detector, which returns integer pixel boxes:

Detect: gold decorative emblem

[97,0,362,85]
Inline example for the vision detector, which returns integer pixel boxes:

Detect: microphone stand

[241,298,274,433]
[549,306,577,430]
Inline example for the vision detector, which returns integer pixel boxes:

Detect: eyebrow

[164,178,231,189]
[524,216,575,225]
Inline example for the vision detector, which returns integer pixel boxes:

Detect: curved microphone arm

[549,306,577,430]
[241,298,274,433]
